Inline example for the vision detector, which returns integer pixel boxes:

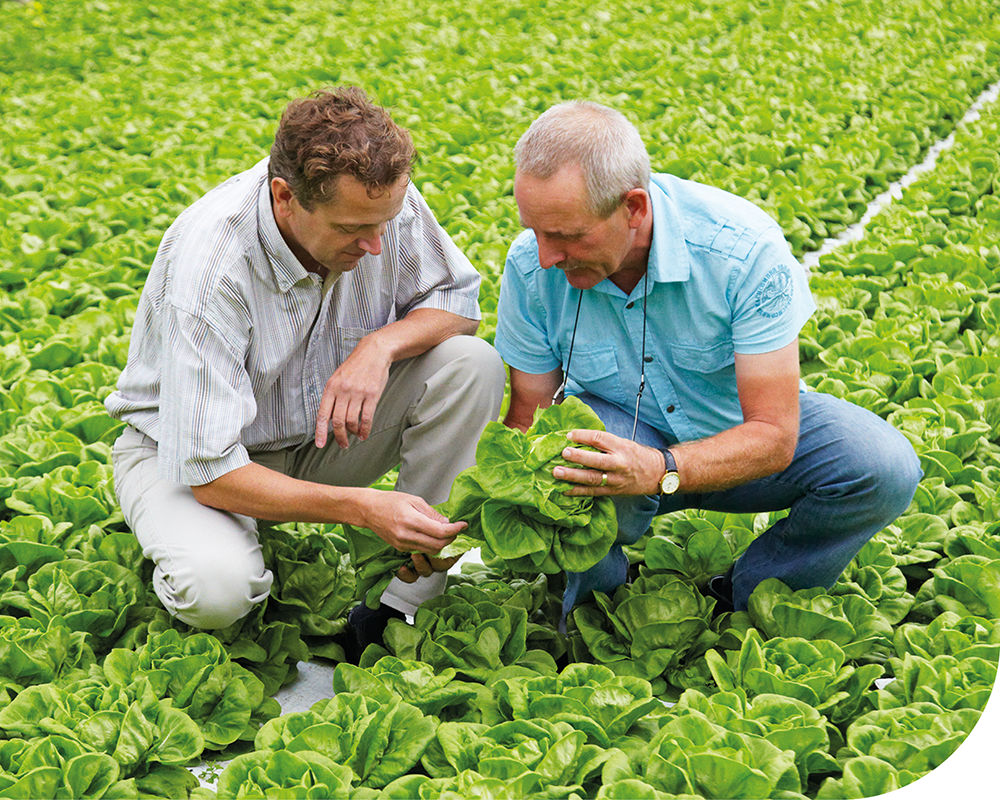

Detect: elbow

[191,482,223,510]
[773,430,798,472]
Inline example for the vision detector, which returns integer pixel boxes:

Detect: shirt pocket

[335,326,379,363]
[567,344,628,406]
[668,339,736,397]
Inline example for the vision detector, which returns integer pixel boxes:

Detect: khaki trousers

[111,336,505,629]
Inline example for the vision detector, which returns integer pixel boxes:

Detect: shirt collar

[256,160,312,293]
[645,175,691,284]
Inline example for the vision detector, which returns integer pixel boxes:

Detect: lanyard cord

[552,290,584,404]
[630,269,649,442]
[552,271,649,443]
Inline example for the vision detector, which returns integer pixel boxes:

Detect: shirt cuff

[160,444,253,486]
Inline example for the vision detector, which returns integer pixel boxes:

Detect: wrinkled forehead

[514,167,598,233]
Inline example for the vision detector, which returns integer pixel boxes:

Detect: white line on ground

[802,80,1000,271]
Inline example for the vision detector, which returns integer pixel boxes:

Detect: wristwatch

[658,448,680,495]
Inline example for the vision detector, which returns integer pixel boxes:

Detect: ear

[623,189,650,230]
[270,177,295,217]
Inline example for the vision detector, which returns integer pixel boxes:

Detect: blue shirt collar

[646,176,691,284]
[591,177,690,299]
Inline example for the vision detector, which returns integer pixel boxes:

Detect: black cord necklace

[553,270,649,442]
[631,269,649,441]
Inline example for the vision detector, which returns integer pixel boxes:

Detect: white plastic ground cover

[802,80,1000,272]
[188,81,1000,789]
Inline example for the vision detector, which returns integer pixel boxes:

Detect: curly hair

[269,87,415,210]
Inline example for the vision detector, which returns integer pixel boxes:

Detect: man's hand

[363,489,465,552]
[553,429,665,496]
[395,553,461,583]
[315,335,393,449]
[315,309,479,450]
[363,492,464,583]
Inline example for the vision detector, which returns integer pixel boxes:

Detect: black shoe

[705,570,735,616]
[342,602,404,664]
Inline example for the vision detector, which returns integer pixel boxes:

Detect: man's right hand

[360,490,465,556]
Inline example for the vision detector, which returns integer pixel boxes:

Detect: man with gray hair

[494,101,921,620]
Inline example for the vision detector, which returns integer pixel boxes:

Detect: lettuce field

[2,0,1000,797]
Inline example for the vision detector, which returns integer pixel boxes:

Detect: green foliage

[333,657,493,724]
[641,511,759,587]
[257,526,356,657]
[101,629,278,749]
[0,680,205,785]
[215,749,354,800]
[0,0,999,796]
[363,584,558,683]
[253,692,438,789]
[838,703,983,776]
[614,704,806,799]
[706,629,884,725]
[569,570,718,692]
[1,559,146,656]
[892,611,1000,662]
[911,554,1000,620]
[419,717,613,797]
[490,662,668,752]
[875,651,998,711]
[747,578,894,662]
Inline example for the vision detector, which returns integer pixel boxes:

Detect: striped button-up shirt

[106,158,482,485]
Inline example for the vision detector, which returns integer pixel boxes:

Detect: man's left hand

[395,553,461,583]
[553,428,665,496]
[315,336,393,449]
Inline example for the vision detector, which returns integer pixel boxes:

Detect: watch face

[661,472,680,495]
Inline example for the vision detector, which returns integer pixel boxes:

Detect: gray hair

[515,101,651,218]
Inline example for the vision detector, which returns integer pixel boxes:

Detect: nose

[358,225,385,256]
[537,237,565,270]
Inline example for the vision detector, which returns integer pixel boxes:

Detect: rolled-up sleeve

[158,304,256,485]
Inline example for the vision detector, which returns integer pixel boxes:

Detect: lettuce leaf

[438,397,617,574]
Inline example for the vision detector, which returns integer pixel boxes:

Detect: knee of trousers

[855,425,924,522]
[154,551,272,630]
[424,336,506,412]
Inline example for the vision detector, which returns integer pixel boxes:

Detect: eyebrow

[520,220,584,238]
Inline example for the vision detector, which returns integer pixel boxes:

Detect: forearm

[191,462,377,527]
[366,307,479,362]
[670,420,798,493]
[503,400,544,432]
[503,366,562,432]
[671,344,801,493]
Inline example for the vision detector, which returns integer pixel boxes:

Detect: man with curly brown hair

[107,88,504,653]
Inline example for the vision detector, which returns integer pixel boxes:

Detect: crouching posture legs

[112,336,505,629]
[564,390,922,617]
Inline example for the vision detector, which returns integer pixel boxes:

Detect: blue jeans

[562,390,922,618]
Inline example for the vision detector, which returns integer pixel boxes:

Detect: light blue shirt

[494,173,816,443]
